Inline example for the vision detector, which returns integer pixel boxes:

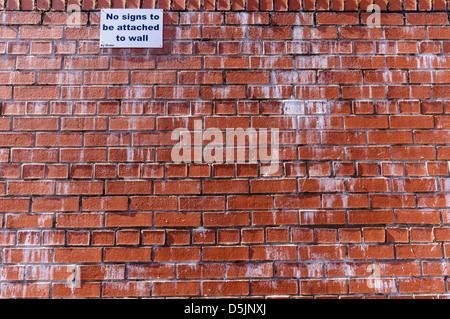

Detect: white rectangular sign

[100,9,163,48]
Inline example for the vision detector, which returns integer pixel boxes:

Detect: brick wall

[0,0,449,298]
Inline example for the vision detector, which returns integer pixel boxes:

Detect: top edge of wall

[1,0,449,12]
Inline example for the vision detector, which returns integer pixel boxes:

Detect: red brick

[276,262,322,278]
[299,245,345,260]
[180,12,223,24]
[226,263,273,278]
[203,212,249,227]
[203,246,249,261]
[127,264,174,279]
[54,248,102,263]
[7,181,54,196]
[19,27,63,40]
[104,247,151,262]
[406,13,448,25]
[154,181,201,195]
[203,180,248,194]
[61,86,107,99]
[0,9,448,299]
[392,146,436,160]
[1,12,41,25]
[82,197,128,211]
[395,210,441,225]
[251,179,297,193]
[385,27,427,39]
[319,70,363,84]
[70,164,93,178]
[251,245,297,260]
[60,148,107,162]
[179,196,225,211]
[398,278,446,293]
[105,213,152,227]
[154,212,201,227]
[105,181,152,195]
[252,211,298,226]
[56,181,103,195]
[14,87,59,100]
[53,283,101,298]
[251,280,297,295]
[11,149,58,163]
[274,195,320,209]
[300,279,347,295]
[228,195,273,210]
[153,281,199,297]
[0,72,34,85]
[323,194,369,208]
[132,71,176,84]
[204,26,246,39]
[131,196,177,211]
[339,27,383,39]
[348,245,395,259]
[349,278,397,294]
[338,229,362,243]
[363,227,386,243]
[64,57,108,70]
[141,230,165,245]
[316,13,359,25]
[250,56,293,69]
[33,198,79,212]
[111,56,155,69]
[299,211,346,225]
